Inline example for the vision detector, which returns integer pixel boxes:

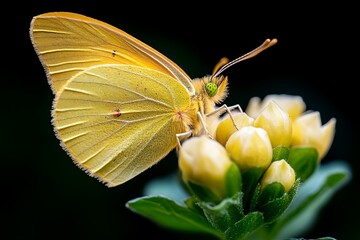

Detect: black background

[3,1,358,239]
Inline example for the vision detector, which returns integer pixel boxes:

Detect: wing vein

[103,116,173,179]
[71,79,174,109]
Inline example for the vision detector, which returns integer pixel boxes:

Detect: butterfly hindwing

[53,64,191,186]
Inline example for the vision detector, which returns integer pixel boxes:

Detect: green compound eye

[205,82,218,97]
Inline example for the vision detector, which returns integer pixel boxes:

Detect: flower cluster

[127,94,348,240]
[179,94,336,205]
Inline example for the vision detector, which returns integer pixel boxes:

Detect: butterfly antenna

[212,57,229,75]
[213,38,278,78]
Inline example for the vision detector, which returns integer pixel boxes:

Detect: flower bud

[226,126,272,171]
[254,101,292,148]
[178,135,237,200]
[215,112,254,146]
[260,160,296,192]
[291,111,336,161]
[246,94,306,119]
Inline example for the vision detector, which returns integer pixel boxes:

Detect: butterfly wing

[53,64,191,187]
[30,12,194,95]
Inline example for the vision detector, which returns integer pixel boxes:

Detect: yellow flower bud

[261,160,296,192]
[254,101,292,148]
[292,111,336,161]
[178,135,233,199]
[215,112,254,146]
[226,126,272,171]
[246,94,306,119]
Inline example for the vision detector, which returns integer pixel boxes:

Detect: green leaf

[268,160,351,239]
[225,164,242,198]
[272,147,290,161]
[198,192,244,232]
[126,195,222,238]
[287,146,318,181]
[184,196,205,214]
[224,212,264,240]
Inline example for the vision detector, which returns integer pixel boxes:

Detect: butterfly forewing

[53,64,191,186]
[30,12,194,95]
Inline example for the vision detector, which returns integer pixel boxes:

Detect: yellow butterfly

[30,12,277,187]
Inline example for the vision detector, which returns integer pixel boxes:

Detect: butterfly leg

[197,111,214,139]
[175,111,213,148]
[176,131,192,148]
[206,104,243,130]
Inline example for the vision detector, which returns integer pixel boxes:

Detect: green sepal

[186,180,222,203]
[257,178,300,223]
[225,163,242,198]
[197,192,244,232]
[272,146,290,161]
[255,182,286,208]
[287,146,318,181]
[241,168,266,207]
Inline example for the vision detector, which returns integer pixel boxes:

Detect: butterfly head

[204,75,229,104]
[190,74,229,118]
